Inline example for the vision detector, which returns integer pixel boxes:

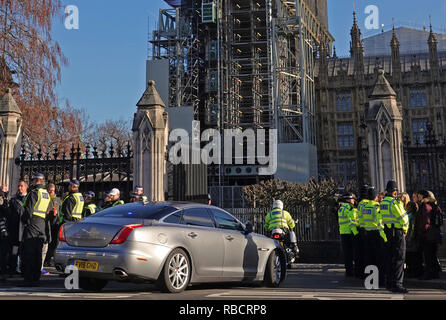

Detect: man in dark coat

[0,190,10,281]
[7,180,28,276]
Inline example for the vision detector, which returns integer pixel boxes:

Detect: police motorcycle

[270,226,299,269]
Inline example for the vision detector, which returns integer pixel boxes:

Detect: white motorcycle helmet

[273,200,283,210]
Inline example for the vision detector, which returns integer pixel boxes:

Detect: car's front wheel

[156,248,191,293]
[79,277,108,292]
[263,249,286,287]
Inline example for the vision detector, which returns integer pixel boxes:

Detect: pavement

[0,261,444,292]
[288,262,446,290]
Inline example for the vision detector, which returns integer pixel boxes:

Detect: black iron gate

[403,124,446,209]
[16,143,133,202]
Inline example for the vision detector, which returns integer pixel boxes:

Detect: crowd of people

[0,173,148,287]
[338,180,444,293]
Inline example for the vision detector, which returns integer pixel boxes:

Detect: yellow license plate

[74,260,99,271]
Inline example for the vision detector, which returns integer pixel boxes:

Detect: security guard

[60,179,85,223]
[380,180,409,293]
[134,186,148,202]
[362,186,387,287]
[102,188,124,209]
[357,184,370,230]
[110,188,124,207]
[83,191,97,218]
[129,192,141,203]
[338,193,359,277]
[264,200,299,254]
[20,173,51,286]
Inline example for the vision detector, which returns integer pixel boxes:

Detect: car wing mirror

[243,221,253,235]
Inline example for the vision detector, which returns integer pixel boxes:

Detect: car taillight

[58,225,66,242]
[273,234,280,239]
[110,224,143,244]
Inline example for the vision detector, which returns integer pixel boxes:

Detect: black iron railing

[16,143,133,201]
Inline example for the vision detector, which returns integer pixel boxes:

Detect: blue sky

[52,0,446,124]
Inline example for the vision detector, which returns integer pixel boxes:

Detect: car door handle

[188,232,198,239]
[225,235,234,241]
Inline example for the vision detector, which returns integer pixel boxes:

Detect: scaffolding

[150,0,334,189]
[149,4,201,118]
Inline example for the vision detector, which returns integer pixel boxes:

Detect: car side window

[210,208,240,230]
[182,208,215,228]
[163,211,182,224]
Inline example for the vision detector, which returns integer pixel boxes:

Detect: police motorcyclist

[264,200,299,256]
[20,173,51,286]
[60,179,85,224]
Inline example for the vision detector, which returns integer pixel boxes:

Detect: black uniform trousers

[22,237,44,283]
[0,239,10,276]
[364,230,385,284]
[341,234,355,276]
[354,228,366,279]
[384,227,406,288]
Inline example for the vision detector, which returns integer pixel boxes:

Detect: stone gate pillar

[132,81,169,201]
[0,89,22,194]
[365,70,405,192]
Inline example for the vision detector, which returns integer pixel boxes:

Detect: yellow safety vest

[362,200,388,242]
[71,193,85,220]
[357,199,369,228]
[338,203,359,235]
[264,208,295,231]
[87,204,97,215]
[32,188,51,219]
[380,196,409,234]
[112,200,124,207]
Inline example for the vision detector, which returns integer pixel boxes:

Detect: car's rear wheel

[157,248,191,293]
[263,249,285,287]
[79,277,108,292]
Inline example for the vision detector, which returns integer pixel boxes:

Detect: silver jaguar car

[55,202,286,293]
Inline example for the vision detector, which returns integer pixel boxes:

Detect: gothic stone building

[315,13,446,204]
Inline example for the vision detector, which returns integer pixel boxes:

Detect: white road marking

[206,290,415,300]
[0,287,151,299]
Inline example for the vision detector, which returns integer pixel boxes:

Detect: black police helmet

[367,186,377,201]
[360,184,369,197]
[386,180,398,193]
[70,179,80,188]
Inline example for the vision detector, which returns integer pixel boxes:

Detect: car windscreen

[93,203,178,220]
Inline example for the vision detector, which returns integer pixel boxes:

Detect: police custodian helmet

[386,180,398,193]
[342,192,356,200]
